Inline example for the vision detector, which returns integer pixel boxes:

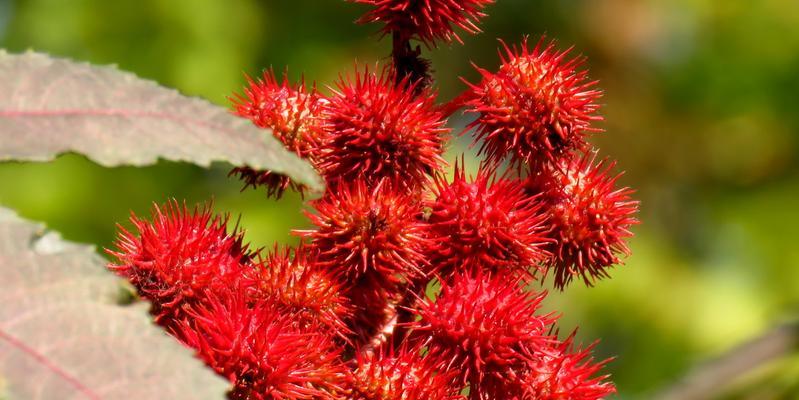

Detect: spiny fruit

[465,38,602,168]
[174,289,348,400]
[319,67,448,191]
[107,201,252,327]
[426,163,549,277]
[349,345,463,399]
[512,334,615,400]
[352,0,495,46]
[246,245,351,339]
[108,3,638,399]
[298,179,430,290]
[527,152,639,288]
[230,70,326,198]
[410,271,556,398]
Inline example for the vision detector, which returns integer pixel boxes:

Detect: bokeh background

[1,0,798,398]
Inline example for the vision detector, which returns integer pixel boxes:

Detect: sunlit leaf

[0,207,228,399]
[0,50,323,195]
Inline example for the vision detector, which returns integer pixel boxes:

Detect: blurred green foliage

[1,0,798,398]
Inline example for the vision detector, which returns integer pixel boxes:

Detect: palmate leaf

[0,50,323,195]
[0,207,229,399]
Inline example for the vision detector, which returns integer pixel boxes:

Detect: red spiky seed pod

[465,38,602,167]
[297,179,430,290]
[349,345,464,400]
[230,70,326,197]
[514,335,615,400]
[247,245,351,339]
[175,289,348,400]
[426,163,549,278]
[319,67,448,190]
[352,0,494,46]
[527,152,639,288]
[106,201,252,327]
[410,271,556,398]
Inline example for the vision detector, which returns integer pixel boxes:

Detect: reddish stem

[389,281,427,348]
[391,30,431,92]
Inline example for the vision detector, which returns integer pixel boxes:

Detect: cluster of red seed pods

[108,1,638,399]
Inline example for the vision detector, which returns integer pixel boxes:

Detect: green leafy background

[1,0,797,398]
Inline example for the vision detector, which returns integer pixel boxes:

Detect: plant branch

[655,321,799,400]
[390,282,427,348]
[391,30,431,92]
